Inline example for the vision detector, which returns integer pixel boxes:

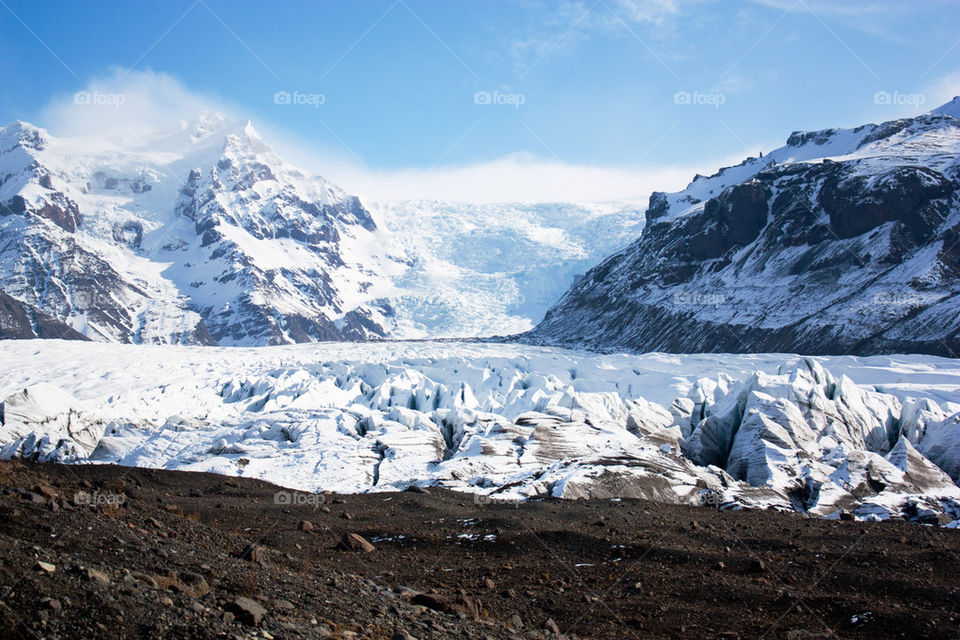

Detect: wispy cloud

[38,68,236,148]
[33,69,733,204]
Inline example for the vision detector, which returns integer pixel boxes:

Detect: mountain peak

[0,120,50,152]
[931,96,960,119]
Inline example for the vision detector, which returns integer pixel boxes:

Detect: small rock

[237,543,269,567]
[35,484,59,500]
[41,598,61,613]
[226,596,267,626]
[297,520,314,532]
[123,571,159,589]
[34,561,55,574]
[339,533,375,553]
[391,630,417,640]
[544,617,560,634]
[178,571,209,596]
[484,578,496,590]
[404,485,430,495]
[191,601,205,613]
[750,558,767,573]
[159,596,174,607]
[341,512,353,520]
[714,561,726,571]
[86,568,111,585]
[411,593,478,619]
[507,613,523,630]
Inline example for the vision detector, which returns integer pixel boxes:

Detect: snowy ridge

[2,340,960,524]
[530,97,960,357]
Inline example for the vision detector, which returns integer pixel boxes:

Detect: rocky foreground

[2,459,959,639]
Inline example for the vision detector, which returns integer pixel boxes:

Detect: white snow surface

[367,200,645,337]
[2,340,959,523]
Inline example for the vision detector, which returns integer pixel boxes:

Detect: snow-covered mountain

[0,114,642,345]
[529,98,960,357]
[0,113,406,345]
[3,340,960,525]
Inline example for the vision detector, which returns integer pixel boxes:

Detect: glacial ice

[1,340,959,524]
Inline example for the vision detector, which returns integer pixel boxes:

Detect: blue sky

[1,0,959,202]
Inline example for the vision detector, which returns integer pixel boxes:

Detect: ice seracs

[2,340,959,525]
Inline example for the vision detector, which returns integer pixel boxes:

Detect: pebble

[35,561,56,574]
[226,596,268,626]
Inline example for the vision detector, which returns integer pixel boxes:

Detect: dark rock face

[820,166,953,240]
[527,109,960,357]
[0,291,88,341]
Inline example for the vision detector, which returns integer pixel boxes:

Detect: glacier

[2,340,959,525]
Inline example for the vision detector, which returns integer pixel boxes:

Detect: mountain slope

[0,290,88,340]
[0,114,400,345]
[528,98,960,357]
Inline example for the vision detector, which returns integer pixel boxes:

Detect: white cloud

[38,69,236,149]
[305,152,701,204]
[33,69,749,205]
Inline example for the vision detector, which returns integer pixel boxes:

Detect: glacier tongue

[1,341,959,524]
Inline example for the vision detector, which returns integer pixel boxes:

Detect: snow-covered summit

[0,113,397,344]
[932,96,960,119]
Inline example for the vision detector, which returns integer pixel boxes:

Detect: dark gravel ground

[1,459,959,639]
